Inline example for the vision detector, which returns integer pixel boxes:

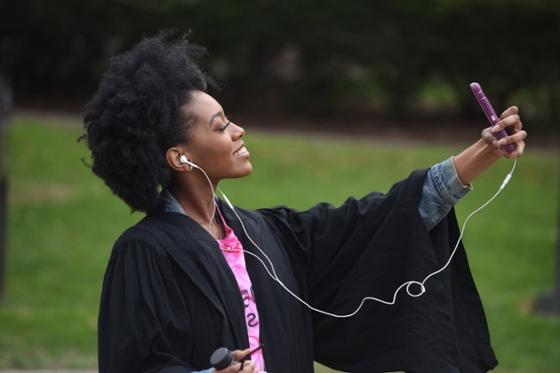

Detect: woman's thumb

[232,348,251,361]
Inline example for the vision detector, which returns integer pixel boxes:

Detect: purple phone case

[470,82,516,153]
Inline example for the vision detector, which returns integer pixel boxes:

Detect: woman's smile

[233,143,250,158]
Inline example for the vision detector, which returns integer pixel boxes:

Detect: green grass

[0,116,559,372]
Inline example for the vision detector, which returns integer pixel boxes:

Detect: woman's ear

[166,147,192,172]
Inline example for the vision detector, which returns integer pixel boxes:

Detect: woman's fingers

[500,105,519,119]
[239,360,258,372]
[214,349,261,373]
[213,349,251,373]
[504,140,526,159]
[232,348,252,361]
[215,361,242,373]
[496,130,527,146]
[481,126,527,159]
[484,105,527,159]
[499,131,527,157]
[492,114,522,133]
[214,361,239,373]
[481,127,497,145]
[481,127,506,156]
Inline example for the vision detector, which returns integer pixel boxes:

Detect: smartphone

[469,82,516,153]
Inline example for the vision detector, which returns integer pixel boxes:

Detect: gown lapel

[149,211,249,349]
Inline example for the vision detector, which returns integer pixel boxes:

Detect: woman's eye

[219,121,231,131]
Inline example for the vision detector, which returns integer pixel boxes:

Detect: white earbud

[180,155,197,169]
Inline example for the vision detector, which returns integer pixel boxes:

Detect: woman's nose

[230,122,245,139]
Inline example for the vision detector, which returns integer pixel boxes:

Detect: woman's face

[180,90,253,182]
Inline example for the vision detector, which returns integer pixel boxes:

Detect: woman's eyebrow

[208,111,224,127]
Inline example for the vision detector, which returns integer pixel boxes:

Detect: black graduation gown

[98,169,498,373]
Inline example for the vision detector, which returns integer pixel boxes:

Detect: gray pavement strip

[0,371,98,373]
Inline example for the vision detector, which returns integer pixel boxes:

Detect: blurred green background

[1,0,559,372]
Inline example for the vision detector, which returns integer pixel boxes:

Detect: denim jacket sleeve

[419,157,472,230]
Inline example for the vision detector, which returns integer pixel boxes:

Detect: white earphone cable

[191,158,517,318]
[186,161,218,232]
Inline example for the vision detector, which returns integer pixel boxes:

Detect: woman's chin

[230,162,253,179]
[241,162,254,177]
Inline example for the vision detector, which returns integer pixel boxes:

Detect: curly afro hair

[82,33,215,213]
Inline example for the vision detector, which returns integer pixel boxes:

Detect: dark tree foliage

[1,0,559,128]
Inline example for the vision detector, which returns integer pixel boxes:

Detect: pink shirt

[217,210,265,371]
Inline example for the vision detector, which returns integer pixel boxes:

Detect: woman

[83,34,526,373]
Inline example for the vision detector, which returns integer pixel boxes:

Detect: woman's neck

[170,176,224,240]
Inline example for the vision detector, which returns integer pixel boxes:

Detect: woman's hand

[453,105,528,185]
[213,348,260,373]
[481,105,527,159]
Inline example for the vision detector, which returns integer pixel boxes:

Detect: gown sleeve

[259,169,498,373]
[258,170,427,303]
[98,231,197,373]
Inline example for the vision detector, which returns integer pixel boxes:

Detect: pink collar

[216,205,241,252]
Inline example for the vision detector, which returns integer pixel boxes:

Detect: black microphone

[209,345,264,371]
[210,347,233,370]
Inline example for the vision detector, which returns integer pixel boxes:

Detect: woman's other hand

[213,348,260,373]
[481,105,527,159]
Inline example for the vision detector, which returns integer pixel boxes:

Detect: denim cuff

[431,156,472,205]
[419,157,472,230]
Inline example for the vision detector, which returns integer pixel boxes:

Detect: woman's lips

[233,146,250,157]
